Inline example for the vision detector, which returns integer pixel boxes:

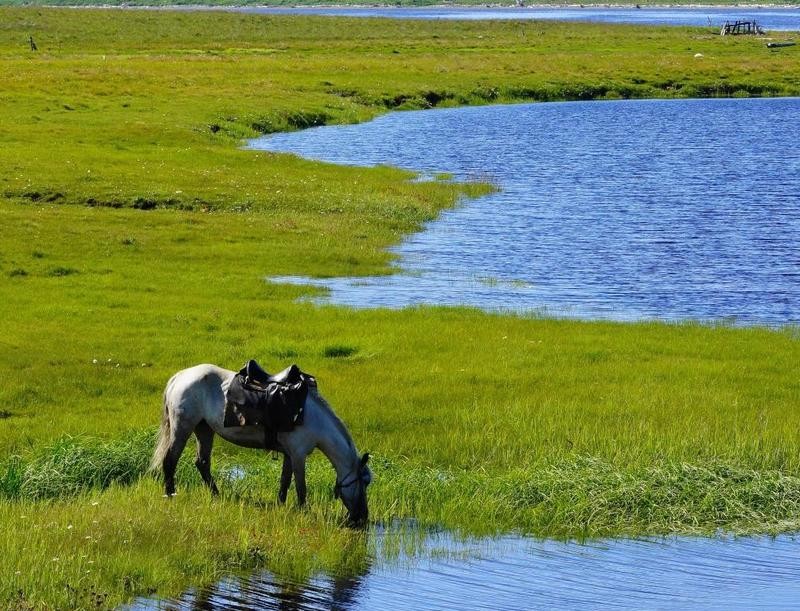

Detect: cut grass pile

[1,6,799,608]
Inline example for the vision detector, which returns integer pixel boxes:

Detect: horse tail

[149,387,172,474]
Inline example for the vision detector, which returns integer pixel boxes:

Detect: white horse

[150,364,372,525]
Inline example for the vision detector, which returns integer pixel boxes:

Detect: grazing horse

[150,364,372,525]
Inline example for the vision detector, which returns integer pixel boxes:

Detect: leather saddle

[223,360,312,446]
[245,360,303,387]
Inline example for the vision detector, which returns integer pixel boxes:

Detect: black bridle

[334,453,371,526]
[333,467,368,499]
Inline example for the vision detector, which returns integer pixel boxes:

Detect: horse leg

[278,453,293,504]
[290,453,307,507]
[163,423,193,497]
[194,420,219,496]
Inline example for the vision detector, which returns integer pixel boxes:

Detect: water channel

[250,97,800,326]
[183,5,800,31]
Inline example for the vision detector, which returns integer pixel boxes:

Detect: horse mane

[308,381,357,454]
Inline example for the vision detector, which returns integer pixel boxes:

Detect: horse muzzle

[347,506,369,528]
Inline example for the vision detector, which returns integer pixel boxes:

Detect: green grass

[5,423,800,608]
[2,479,372,609]
[1,6,800,608]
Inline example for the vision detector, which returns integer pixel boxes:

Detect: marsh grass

[6,432,800,538]
[1,480,369,610]
[0,433,152,501]
[1,7,800,608]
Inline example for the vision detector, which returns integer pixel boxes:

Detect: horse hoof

[164,492,177,498]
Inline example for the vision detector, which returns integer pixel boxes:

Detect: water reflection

[163,570,368,611]
[129,533,800,610]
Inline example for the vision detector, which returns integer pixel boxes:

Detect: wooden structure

[720,20,765,36]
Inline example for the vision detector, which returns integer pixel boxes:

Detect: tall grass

[4,430,800,537]
[0,480,369,610]
[0,433,153,501]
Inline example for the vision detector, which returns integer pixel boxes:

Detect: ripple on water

[127,533,800,610]
[251,98,800,326]
[213,6,800,31]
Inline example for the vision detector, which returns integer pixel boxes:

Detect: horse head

[334,452,372,527]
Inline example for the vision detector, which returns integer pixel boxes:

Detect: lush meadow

[1,7,800,608]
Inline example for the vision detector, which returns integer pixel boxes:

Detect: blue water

[129,532,800,610]
[208,6,800,31]
[250,98,800,326]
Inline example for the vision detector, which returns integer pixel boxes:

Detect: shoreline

[36,3,800,10]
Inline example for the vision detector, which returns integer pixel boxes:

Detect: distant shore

[244,3,799,7]
[24,2,800,9]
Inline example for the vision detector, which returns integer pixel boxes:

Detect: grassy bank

[2,7,800,608]
[2,10,798,211]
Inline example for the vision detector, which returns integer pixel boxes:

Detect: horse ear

[360,452,370,467]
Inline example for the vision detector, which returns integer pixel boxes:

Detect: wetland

[1,7,799,609]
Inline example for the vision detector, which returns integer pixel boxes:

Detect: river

[178,5,800,31]
[250,97,800,326]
